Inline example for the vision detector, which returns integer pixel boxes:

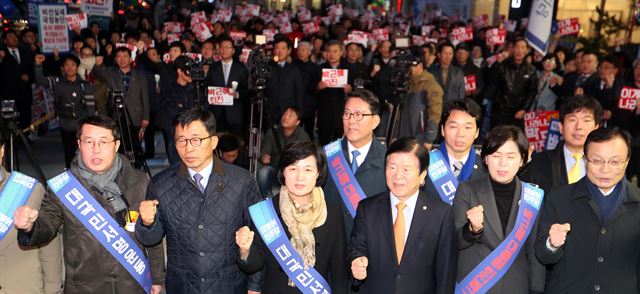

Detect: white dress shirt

[390,190,419,244]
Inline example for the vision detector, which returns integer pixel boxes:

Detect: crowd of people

[0,1,640,294]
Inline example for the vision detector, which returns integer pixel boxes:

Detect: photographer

[93,47,150,166]
[398,50,443,147]
[34,54,95,168]
[160,55,206,164]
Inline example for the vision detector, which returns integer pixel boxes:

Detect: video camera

[1,100,18,122]
[247,36,272,92]
[109,90,125,108]
[187,59,213,82]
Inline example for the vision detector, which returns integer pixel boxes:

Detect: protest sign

[322,69,348,88]
[38,4,69,53]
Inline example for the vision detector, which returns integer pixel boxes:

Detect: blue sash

[0,172,37,241]
[324,139,366,217]
[249,198,331,294]
[428,149,459,205]
[48,171,152,293]
[455,182,544,294]
[545,118,562,151]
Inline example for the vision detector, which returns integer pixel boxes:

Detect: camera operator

[398,49,443,147]
[205,35,248,137]
[160,55,206,164]
[34,53,95,168]
[93,47,150,164]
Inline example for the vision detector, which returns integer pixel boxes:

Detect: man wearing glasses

[323,89,387,238]
[535,127,640,293]
[136,108,262,294]
[14,115,166,293]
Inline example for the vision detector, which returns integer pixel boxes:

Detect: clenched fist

[351,256,368,280]
[139,200,159,226]
[14,206,39,232]
[467,205,484,233]
[34,54,45,65]
[549,223,571,249]
[235,226,255,259]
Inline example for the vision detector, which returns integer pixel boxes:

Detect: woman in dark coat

[452,126,545,294]
[235,142,349,293]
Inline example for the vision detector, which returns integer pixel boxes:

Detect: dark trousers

[60,130,77,169]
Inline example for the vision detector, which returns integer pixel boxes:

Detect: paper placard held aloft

[208,87,234,106]
[322,69,348,88]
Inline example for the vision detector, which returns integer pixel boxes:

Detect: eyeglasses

[79,138,117,150]
[586,158,628,168]
[175,135,214,148]
[342,111,375,121]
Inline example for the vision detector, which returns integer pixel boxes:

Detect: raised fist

[139,199,159,226]
[467,205,484,233]
[235,226,255,259]
[14,206,39,232]
[35,54,45,65]
[548,223,571,249]
[351,256,368,280]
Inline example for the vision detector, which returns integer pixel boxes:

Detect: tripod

[1,114,48,186]
[248,88,265,175]
[110,94,151,175]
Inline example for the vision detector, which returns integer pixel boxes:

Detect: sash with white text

[249,198,331,294]
[324,139,366,217]
[0,172,37,241]
[428,150,459,205]
[455,182,544,294]
[48,171,152,293]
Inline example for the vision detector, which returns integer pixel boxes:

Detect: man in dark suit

[265,36,304,128]
[429,42,466,104]
[422,99,487,201]
[316,40,354,145]
[0,30,34,128]
[293,41,321,139]
[206,36,249,137]
[349,137,457,294]
[535,127,640,293]
[323,90,387,238]
[520,95,602,193]
[93,47,150,166]
[556,50,600,106]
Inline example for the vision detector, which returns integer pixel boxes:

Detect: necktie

[452,161,464,177]
[577,74,588,86]
[11,49,19,64]
[223,63,230,85]
[394,202,407,265]
[351,150,360,173]
[567,153,583,184]
[193,173,205,193]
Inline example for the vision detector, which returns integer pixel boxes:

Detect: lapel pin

[474,164,478,169]
[422,205,427,211]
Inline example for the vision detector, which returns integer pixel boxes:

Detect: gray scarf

[77,153,127,213]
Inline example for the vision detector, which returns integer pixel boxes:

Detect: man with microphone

[535,127,640,293]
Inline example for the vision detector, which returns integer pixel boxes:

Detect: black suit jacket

[535,178,640,294]
[206,60,249,126]
[0,46,33,100]
[323,138,387,238]
[519,144,568,194]
[349,191,457,294]
[265,61,304,125]
[239,194,349,293]
[453,176,545,294]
